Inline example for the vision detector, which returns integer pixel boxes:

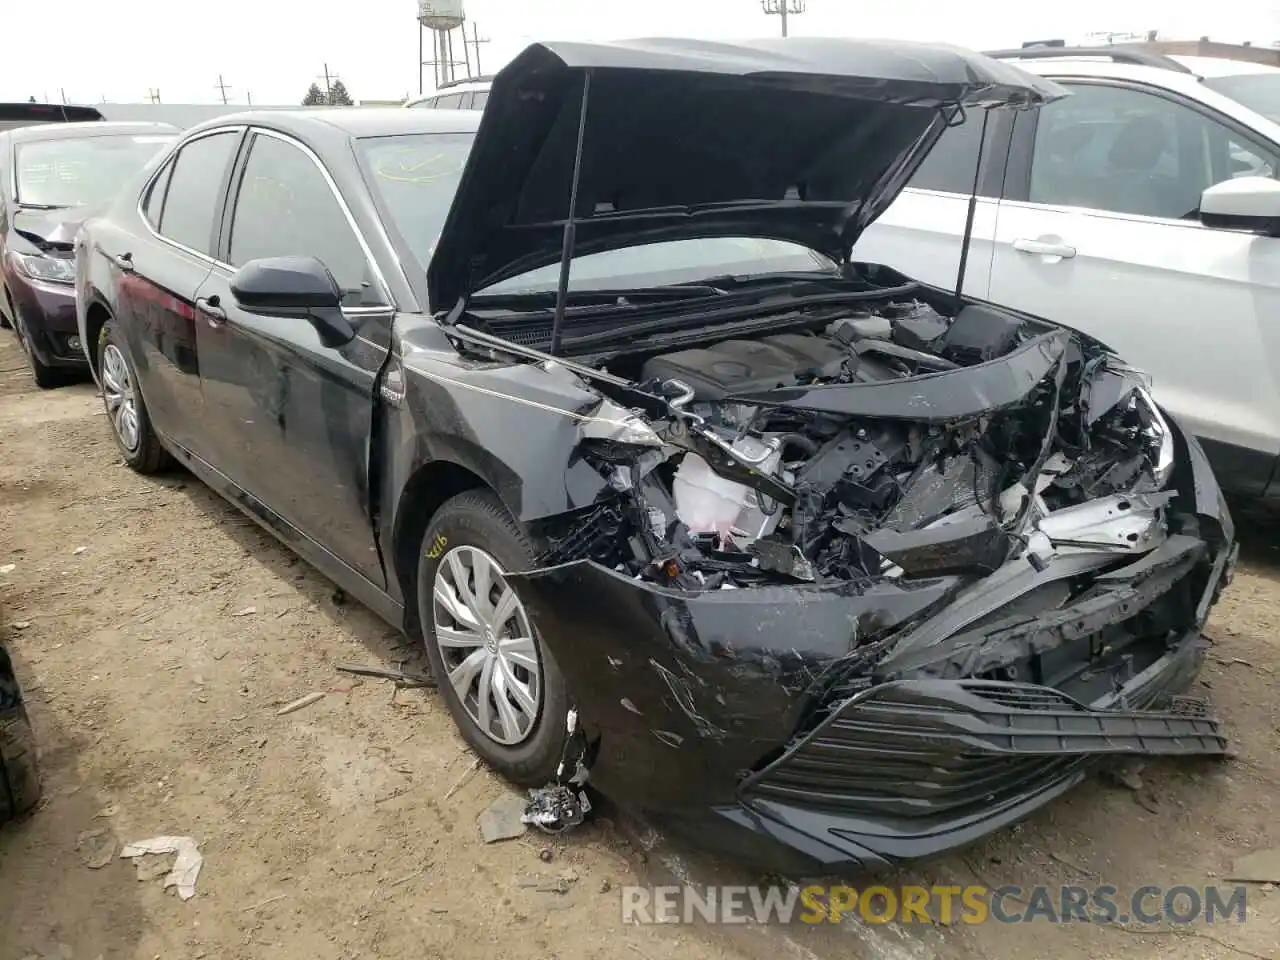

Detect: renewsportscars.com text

[621,884,1249,925]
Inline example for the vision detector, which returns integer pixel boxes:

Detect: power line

[467,23,491,75]
[318,63,340,102]
[760,0,805,37]
[214,75,232,104]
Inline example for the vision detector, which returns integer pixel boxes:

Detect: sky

[5,0,1280,105]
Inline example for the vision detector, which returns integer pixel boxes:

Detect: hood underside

[427,37,1066,312]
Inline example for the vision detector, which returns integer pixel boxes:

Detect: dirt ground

[0,329,1277,960]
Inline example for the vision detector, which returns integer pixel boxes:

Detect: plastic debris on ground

[335,660,434,688]
[1228,846,1280,884]
[120,835,204,900]
[478,792,529,843]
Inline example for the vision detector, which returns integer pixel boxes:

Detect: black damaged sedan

[75,38,1237,873]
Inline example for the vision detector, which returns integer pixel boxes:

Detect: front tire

[12,306,62,389]
[98,319,171,473]
[417,490,569,786]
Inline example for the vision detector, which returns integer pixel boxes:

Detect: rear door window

[907,116,986,194]
[434,93,464,109]
[155,131,239,255]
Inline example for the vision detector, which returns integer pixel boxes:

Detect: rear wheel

[98,320,171,473]
[417,490,569,786]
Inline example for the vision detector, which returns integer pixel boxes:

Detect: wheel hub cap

[101,343,140,453]
[431,545,541,746]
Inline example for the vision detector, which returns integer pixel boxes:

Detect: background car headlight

[15,253,75,284]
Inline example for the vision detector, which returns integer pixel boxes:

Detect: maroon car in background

[0,121,176,386]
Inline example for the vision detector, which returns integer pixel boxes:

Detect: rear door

[986,80,1280,491]
[112,128,243,454]
[853,110,1012,297]
[195,128,390,586]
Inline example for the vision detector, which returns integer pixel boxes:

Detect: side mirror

[229,255,355,347]
[1199,176,1280,237]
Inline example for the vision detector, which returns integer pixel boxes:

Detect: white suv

[404,76,491,111]
[854,46,1280,499]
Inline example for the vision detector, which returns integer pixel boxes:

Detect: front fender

[391,345,615,524]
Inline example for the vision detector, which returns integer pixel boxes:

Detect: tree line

[302,81,353,106]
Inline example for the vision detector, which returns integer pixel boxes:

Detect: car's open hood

[426,37,1066,313]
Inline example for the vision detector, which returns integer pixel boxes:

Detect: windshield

[13,133,175,208]
[357,132,835,298]
[1203,73,1280,125]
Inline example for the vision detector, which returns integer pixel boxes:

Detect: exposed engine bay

[527,296,1177,594]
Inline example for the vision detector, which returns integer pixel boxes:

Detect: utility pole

[467,23,490,75]
[246,90,253,105]
[147,88,161,104]
[318,63,338,102]
[214,75,232,104]
[760,0,804,37]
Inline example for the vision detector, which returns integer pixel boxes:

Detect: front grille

[745,679,1227,821]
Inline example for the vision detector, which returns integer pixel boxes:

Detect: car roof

[986,52,1280,146]
[992,51,1280,86]
[186,107,482,143]
[435,78,492,92]
[7,120,177,143]
[1169,55,1280,78]
[991,55,1222,96]
[405,80,492,106]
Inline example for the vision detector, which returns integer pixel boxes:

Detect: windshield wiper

[472,281,729,307]
[16,202,69,211]
[694,270,843,286]
[552,280,920,352]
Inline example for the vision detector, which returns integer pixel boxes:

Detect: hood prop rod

[550,70,593,357]
[952,105,991,311]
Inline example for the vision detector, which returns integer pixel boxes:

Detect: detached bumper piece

[728,666,1227,870]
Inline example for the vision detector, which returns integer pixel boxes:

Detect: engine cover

[640,333,849,400]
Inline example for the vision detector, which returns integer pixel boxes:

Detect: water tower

[419,0,468,92]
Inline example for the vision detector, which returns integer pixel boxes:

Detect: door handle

[111,252,134,273]
[195,296,226,326]
[1012,238,1077,260]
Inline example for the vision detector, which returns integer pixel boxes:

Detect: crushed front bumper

[6,267,85,369]
[727,647,1225,870]
[510,424,1235,874]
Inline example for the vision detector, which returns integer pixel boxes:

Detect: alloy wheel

[431,545,541,746]
[101,343,140,453]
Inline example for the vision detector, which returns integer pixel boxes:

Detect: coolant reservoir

[672,438,781,539]
[673,453,749,536]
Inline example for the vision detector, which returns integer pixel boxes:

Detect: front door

[112,129,242,455]
[987,81,1280,491]
[195,129,390,587]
